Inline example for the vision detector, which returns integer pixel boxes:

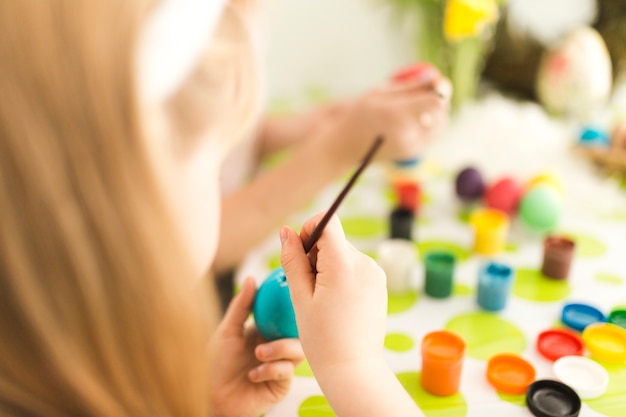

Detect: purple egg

[455,167,485,202]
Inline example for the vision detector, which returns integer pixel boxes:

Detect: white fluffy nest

[429,91,626,215]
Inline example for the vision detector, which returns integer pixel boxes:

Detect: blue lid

[395,158,421,168]
[561,303,605,332]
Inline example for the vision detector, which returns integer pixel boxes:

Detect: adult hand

[312,73,451,170]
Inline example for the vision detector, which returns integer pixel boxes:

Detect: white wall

[263,0,415,111]
[262,0,599,112]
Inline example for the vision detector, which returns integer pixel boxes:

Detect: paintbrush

[303,135,384,254]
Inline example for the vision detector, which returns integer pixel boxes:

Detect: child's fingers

[255,339,304,363]
[280,226,316,303]
[219,277,256,338]
[248,360,296,383]
[297,213,347,256]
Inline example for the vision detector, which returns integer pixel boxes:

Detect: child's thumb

[220,277,256,337]
[280,226,315,304]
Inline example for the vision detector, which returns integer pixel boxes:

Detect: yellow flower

[444,0,499,42]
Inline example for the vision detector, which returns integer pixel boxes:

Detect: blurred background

[262,0,626,205]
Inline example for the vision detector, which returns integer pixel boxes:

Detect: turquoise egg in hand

[253,267,298,341]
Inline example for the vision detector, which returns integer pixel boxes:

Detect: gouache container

[541,236,576,280]
[526,379,581,417]
[536,328,584,362]
[477,262,515,312]
[487,353,536,395]
[377,239,417,295]
[253,267,298,341]
[561,303,605,332]
[424,251,456,299]
[470,208,509,256]
[421,330,466,396]
[582,323,626,363]
[393,180,421,213]
[455,167,485,202]
[553,356,609,399]
[390,207,414,241]
[608,308,626,329]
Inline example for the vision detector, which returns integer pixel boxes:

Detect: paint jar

[421,330,466,396]
[424,251,456,298]
[477,262,515,312]
[470,208,509,256]
[377,239,417,295]
[390,207,414,241]
[541,236,576,280]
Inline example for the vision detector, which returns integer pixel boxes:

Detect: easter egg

[579,126,610,148]
[392,62,437,84]
[455,167,485,202]
[253,267,298,341]
[526,172,565,196]
[536,27,612,118]
[485,177,523,216]
[519,185,562,233]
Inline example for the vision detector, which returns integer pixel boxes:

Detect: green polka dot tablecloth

[235,165,626,417]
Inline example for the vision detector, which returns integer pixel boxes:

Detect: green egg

[519,185,562,233]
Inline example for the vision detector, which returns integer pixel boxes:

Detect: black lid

[526,380,581,417]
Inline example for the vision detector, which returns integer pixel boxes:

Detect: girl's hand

[209,278,304,417]
[279,214,388,376]
[280,216,426,417]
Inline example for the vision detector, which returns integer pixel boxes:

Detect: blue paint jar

[477,262,515,312]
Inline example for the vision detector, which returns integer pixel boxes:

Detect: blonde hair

[0,1,258,416]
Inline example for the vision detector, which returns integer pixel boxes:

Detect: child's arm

[280,215,424,416]
[214,77,450,274]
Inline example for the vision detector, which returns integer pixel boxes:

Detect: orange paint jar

[421,330,466,396]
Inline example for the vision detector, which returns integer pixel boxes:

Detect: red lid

[487,353,536,395]
[537,328,584,361]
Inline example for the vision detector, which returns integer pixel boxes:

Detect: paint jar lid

[582,323,626,363]
[395,158,421,167]
[537,328,584,362]
[526,379,581,417]
[553,356,609,399]
[487,353,536,395]
[561,303,605,332]
[608,308,626,329]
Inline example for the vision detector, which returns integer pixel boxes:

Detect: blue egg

[253,267,298,341]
